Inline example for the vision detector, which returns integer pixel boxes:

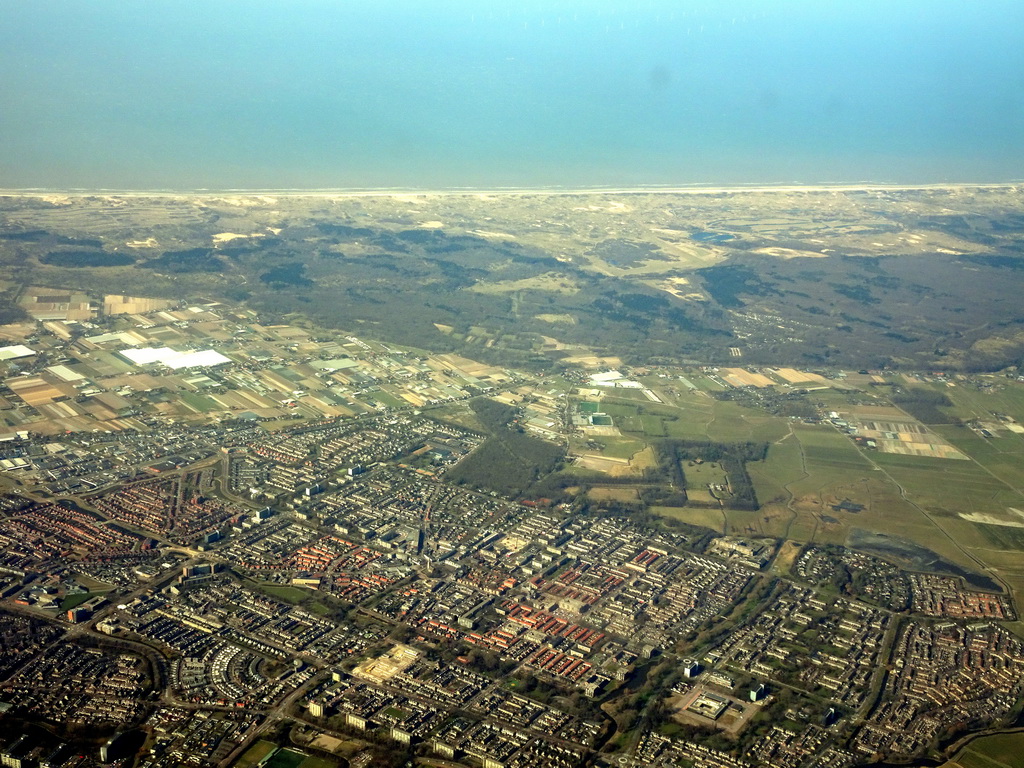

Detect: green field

[265,749,306,768]
[179,392,220,413]
[796,426,873,472]
[705,401,789,443]
[366,389,407,410]
[873,451,1020,519]
[651,505,725,532]
[59,592,92,611]
[73,574,114,591]
[940,379,1024,426]
[640,414,666,436]
[570,377,1024,603]
[949,732,1024,768]
[233,740,277,768]
[253,582,311,604]
[682,460,730,493]
[747,431,805,509]
[597,401,645,433]
[934,425,1024,490]
[594,391,789,445]
[574,434,645,462]
[603,387,656,403]
[738,422,987,569]
[588,486,641,504]
[298,758,337,768]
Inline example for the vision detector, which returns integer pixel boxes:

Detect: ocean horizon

[2,0,1023,190]
[4,183,1022,197]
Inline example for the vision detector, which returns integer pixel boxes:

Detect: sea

[1,0,1023,191]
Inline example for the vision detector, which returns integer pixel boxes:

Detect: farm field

[546,373,1024,622]
[650,505,726,532]
[934,426,1024,490]
[577,378,1024,577]
[573,374,1024,599]
[944,732,1024,768]
[682,460,730,497]
[940,379,1024,425]
[588,486,642,503]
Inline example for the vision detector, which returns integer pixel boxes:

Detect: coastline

[0,181,1020,199]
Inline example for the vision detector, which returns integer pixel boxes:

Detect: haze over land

[4,187,1024,372]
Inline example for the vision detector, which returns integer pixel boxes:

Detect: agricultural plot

[873,453,1021,519]
[681,460,731,503]
[934,425,1024,490]
[946,732,1024,768]
[718,368,776,388]
[770,368,832,386]
[6,375,74,407]
[842,408,968,459]
[572,375,1024,594]
[745,425,982,571]
[179,392,220,414]
[747,433,804,497]
[940,378,1024,426]
[650,505,726,532]
[588,487,641,503]
[793,426,875,482]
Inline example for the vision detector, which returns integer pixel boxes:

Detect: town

[0,294,1022,768]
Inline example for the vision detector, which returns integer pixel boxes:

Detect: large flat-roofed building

[687,691,729,720]
[119,347,231,370]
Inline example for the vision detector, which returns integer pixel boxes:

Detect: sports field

[234,744,338,768]
[233,740,277,768]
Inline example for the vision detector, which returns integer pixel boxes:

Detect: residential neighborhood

[0,299,1021,768]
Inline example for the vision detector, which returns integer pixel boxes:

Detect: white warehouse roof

[120,347,231,369]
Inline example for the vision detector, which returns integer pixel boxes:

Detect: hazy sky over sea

[1,0,1022,189]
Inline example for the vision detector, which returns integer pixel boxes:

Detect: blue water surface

[1,0,1022,189]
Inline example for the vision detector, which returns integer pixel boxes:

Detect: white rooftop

[47,365,85,382]
[86,331,147,346]
[120,347,231,370]
[0,345,35,361]
[312,358,361,371]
